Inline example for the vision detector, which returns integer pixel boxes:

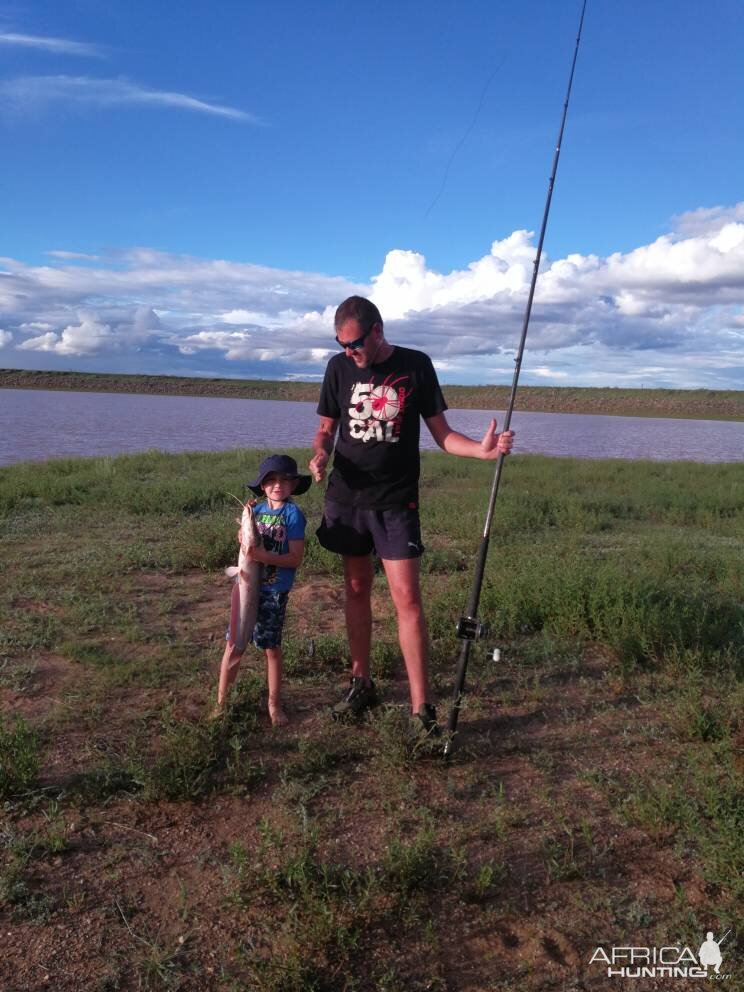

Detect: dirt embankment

[2,368,742,420]
[0,369,320,403]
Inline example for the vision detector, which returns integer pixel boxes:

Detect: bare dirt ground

[2,565,738,992]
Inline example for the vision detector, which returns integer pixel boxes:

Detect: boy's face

[261,473,298,501]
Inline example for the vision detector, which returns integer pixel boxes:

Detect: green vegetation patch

[0,716,41,797]
[1,446,742,989]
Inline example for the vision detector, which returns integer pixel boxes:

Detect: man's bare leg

[343,554,374,681]
[381,557,431,712]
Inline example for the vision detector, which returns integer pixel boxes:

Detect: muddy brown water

[2,387,743,466]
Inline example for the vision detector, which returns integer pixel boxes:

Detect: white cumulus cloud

[372,231,533,319]
[17,331,59,352]
[3,203,744,388]
[671,203,744,238]
[18,313,112,355]
[15,308,161,357]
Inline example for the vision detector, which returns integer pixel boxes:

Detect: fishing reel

[455,616,489,642]
[455,616,502,662]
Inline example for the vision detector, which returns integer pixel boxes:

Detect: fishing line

[443,0,588,758]
[423,55,507,220]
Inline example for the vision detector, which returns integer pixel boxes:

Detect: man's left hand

[480,418,515,459]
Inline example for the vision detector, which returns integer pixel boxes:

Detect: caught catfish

[216,499,263,709]
[225,500,263,651]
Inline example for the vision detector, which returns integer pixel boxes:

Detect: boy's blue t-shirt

[253,499,306,593]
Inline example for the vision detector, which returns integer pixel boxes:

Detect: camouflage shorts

[251,588,290,649]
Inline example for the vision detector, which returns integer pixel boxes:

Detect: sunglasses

[335,324,377,351]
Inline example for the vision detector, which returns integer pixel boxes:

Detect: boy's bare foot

[210,702,225,721]
[268,699,289,727]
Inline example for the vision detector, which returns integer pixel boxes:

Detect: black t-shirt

[317,346,448,508]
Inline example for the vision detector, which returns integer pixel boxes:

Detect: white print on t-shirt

[347,375,412,443]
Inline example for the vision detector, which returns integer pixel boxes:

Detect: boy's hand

[245,546,267,564]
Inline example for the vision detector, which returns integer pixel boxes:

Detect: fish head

[240,502,261,553]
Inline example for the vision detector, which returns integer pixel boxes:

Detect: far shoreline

[1,368,742,422]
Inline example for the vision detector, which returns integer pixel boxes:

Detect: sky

[1,0,743,389]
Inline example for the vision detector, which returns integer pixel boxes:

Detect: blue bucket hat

[246,454,312,497]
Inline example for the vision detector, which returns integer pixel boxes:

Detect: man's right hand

[310,417,338,482]
[309,450,329,482]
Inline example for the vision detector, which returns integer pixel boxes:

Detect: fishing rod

[444,0,588,758]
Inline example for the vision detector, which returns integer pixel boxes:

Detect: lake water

[1,387,742,467]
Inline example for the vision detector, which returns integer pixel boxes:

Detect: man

[309,296,514,734]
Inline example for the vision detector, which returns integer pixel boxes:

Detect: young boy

[215,455,310,725]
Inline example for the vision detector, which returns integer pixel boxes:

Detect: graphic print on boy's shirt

[255,510,286,586]
[347,373,414,443]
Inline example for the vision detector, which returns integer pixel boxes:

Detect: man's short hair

[334,296,383,333]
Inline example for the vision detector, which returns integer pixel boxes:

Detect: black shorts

[316,499,424,560]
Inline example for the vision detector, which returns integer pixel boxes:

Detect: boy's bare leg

[342,554,374,682]
[381,557,430,712]
[216,641,243,710]
[266,646,288,726]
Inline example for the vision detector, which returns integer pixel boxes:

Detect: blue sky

[1,0,743,389]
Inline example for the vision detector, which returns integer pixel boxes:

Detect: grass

[0,447,742,990]
[221,815,467,990]
[0,715,41,797]
[0,806,69,920]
